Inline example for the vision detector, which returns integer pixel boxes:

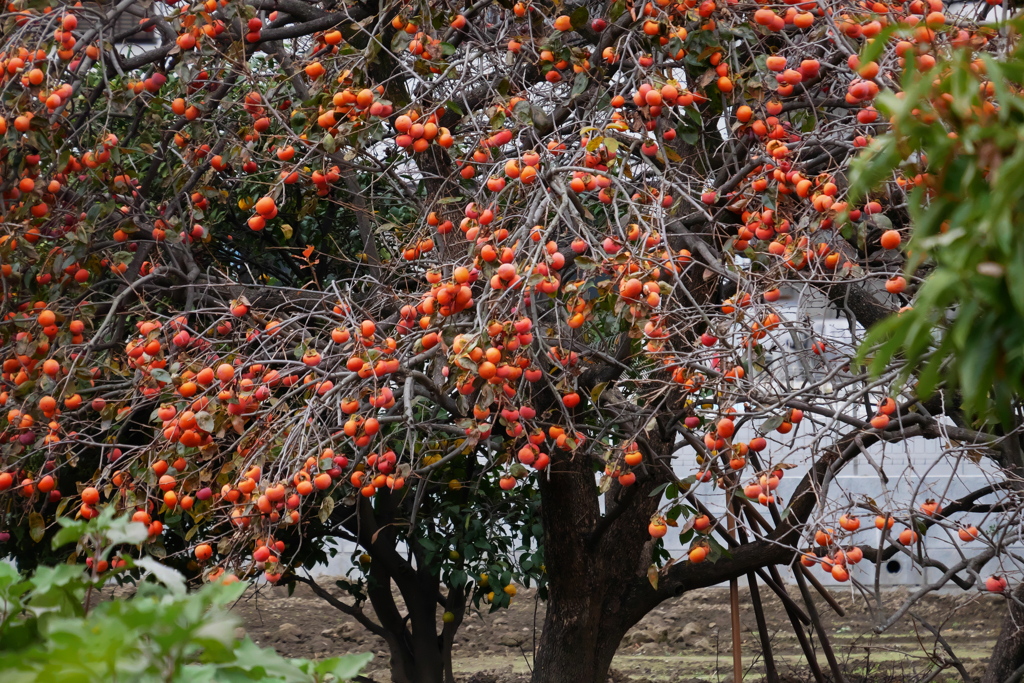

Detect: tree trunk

[406,580,447,683]
[982,432,1024,683]
[530,447,660,683]
[365,584,447,683]
[531,585,630,683]
[983,583,1024,683]
[353,497,450,683]
[531,450,604,683]
[382,639,418,683]
[379,641,445,683]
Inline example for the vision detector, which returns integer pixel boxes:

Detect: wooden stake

[730,577,743,682]
[728,503,743,683]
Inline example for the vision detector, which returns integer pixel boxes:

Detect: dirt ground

[231,579,1006,682]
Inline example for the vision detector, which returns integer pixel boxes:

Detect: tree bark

[531,449,603,683]
[983,583,1024,683]
[359,560,449,683]
[982,430,1024,683]
[339,497,451,683]
[530,443,661,683]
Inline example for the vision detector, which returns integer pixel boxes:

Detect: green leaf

[859,22,901,68]
[150,368,172,384]
[315,652,374,679]
[51,519,88,549]
[648,482,669,498]
[759,415,784,433]
[570,6,590,30]
[706,536,730,563]
[134,557,187,596]
[195,411,215,433]
[103,513,149,546]
[571,74,589,99]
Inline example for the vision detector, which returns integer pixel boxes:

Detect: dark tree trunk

[341,495,459,683]
[532,590,632,683]
[983,584,1024,683]
[530,447,661,683]
[360,561,451,683]
[982,432,1024,683]
[363,565,444,683]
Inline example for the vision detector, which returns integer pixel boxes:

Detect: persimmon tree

[0,0,1022,682]
[0,3,549,681]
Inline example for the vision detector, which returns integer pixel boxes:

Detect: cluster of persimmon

[390,14,450,66]
[867,396,899,430]
[347,449,406,497]
[0,282,445,565]
[646,411,800,510]
[0,11,90,62]
[504,423,587,490]
[572,0,699,62]
[0,44,76,113]
[420,266,478,317]
[796,496,984,584]
[246,195,278,231]
[0,129,110,225]
[314,85,394,130]
[752,5,821,32]
[0,307,88,449]
[658,0,992,275]
[453,129,545,183]
[800,524,866,583]
[532,43,592,84]
[649,511,717,564]
[741,466,785,506]
[609,82,694,144]
[605,443,645,488]
[237,536,289,583]
[721,185,890,269]
[695,413,779,477]
[173,1,254,50]
[447,319,536,401]
[393,109,454,153]
[412,314,589,483]
[408,31,447,66]
[567,143,620,203]
[65,386,372,578]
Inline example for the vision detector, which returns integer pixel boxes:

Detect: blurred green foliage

[0,509,371,682]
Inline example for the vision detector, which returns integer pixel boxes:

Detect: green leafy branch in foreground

[851,19,1024,423]
[0,509,371,683]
